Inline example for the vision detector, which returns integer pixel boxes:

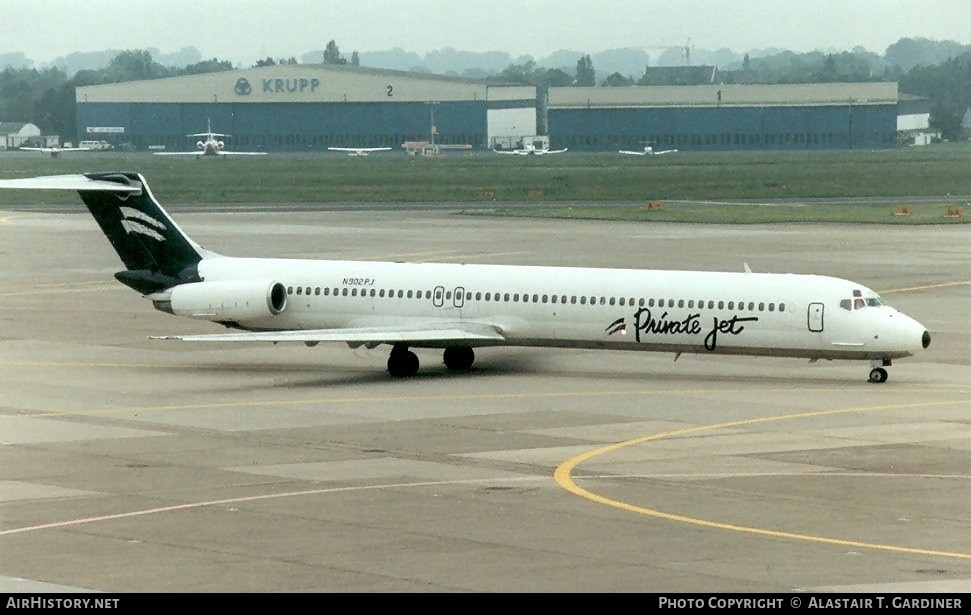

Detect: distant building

[896,93,936,145]
[547,82,900,151]
[0,122,43,150]
[74,64,536,152]
[73,64,909,153]
[639,65,720,86]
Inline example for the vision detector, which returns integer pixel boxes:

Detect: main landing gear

[387,344,476,377]
[387,345,419,378]
[868,358,891,383]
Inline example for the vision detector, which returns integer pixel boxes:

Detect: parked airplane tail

[76,172,210,294]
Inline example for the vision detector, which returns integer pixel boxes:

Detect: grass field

[1,143,968,224]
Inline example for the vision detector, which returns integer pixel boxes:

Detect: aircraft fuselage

[168,256,928,363]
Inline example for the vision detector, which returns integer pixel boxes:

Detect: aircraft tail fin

[76,172,210,294]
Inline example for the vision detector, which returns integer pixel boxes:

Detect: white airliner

[619,146,679,156]
[154,119,267,157]
[0,172,931,382]
[328,146,393,157]
[20,145,91,158]
[494,144,568,156]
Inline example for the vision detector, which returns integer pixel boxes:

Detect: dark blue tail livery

[78,172,206,294]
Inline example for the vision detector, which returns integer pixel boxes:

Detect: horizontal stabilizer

[0,174,142,192]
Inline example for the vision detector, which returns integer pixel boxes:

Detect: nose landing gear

[868,367,888,383]
[868,358,891,383]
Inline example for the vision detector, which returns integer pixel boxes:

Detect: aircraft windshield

[841,290,887,311]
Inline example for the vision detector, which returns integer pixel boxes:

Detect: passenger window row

[286,285,788,313]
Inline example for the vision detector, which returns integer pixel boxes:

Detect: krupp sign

[234,76,321,96]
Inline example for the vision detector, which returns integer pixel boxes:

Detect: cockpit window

[843,290,887,310]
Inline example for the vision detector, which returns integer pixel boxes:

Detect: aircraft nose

[922,330,931,349]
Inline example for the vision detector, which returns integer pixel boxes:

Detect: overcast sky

[4,0,969,66]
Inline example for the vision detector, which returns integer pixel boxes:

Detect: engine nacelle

[196,141,206,150]
[152,280,287,322]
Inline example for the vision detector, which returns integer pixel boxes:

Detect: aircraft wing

[153,150,268,156]
[328,147,391,153]
[492,149,520,155]
[151,321,506,346]
[619,148,677,156]
[544,148,568,154]
[20,146,90,153]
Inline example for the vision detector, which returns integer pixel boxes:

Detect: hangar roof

[549,82,898,108]
[76,64,534,104]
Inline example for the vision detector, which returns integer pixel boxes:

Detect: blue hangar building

[74,64,538,153]
[546,82,900,152]
[75,63,899,153]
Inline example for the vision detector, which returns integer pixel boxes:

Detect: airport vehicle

[0,172,930,382]
[619,145,679,155]
[153,119,267,157]
[493,143,568,155]
[328,146,393,156]
[19,145,91,157]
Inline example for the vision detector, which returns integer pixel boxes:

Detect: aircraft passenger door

[453,286,465,308]
[433,285,445,308]
[807,302,824,332]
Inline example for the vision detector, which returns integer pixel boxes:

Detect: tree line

[1,38,968,142]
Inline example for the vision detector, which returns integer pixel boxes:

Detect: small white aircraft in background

[154,119,267,157]
[328,146,393,157]
[20,145,91,158]
[0,172,931,383]
[493,144,568,156]
[619,145,679,156]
